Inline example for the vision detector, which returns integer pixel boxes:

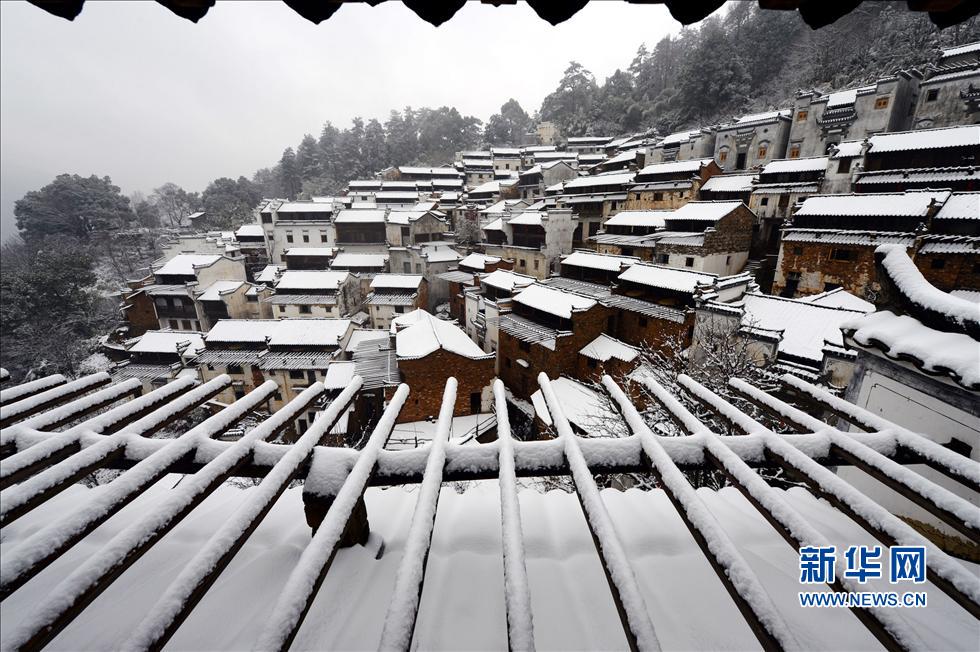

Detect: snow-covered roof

[155,254,223,276]
[205,319,351,347]
[530,377,619,434]
[323,361,356,390]
[482,269,535,292]
[235,224,264,238]
[384,211,426,225]
[275,202,334,214]
[284,247,337,257]
[579,334,639,363]
[482,217,504,231]
[603,210,670,228]
[331,252,388,268]
[934,192,980,221]
[513,284,596,319]
[393,309,490,360]
[459,253,501,270]
[563,172,636,190]
[275,271,349,291]
[867,125,980,154]
[740,293,869,362]
[420,245,461,263]
[255,265,282,283]
[507,211,546,226]
[196,281,245,301]
[561,251,638,272]
[829,140,865,159]
[794,191,950,218]
[370,274,424,290]
[636,158,713,177]
[333,209,388,223]
[800,288,874,312]
[761,157,829,175]
[729,109,790,126]
[667,200,744,222]
[128,330,205,356]
[598,149,640,167]
[469,180,501,195]
[700,174,755,193]
[617,263,716,293]
[941,41,980,59]
[399,166,460,176]
[781,229,915,247]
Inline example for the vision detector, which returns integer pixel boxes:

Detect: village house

[646,200,754,275]
[463,268,536,358]
[365,274,428,330]
[282,247,336,270]
[387,243,462,310]
[772,190,951,298]
[912,41,980,129]
[516,160,577,200]
[232,224,270,277]
[262,201,337,264]
[625,158,721,210]
[823,140,866,193]
[698,172,756,204]
[439,269,477,324]
[265,270,360,319]
[853,124,980,193]
[533,150,579,167]
[693,288,872,387]
[748,156,829,255]
[197,318,353,427]
[496,283,610,399]
[788,73,919,158]
[328,251,389,276]
[457,252,512,275]
[194,280,272,330]
[482,208,576,280]
[558,250,639,285]
[646,128,717,164]
[588,148,645,175]
[385,208,449,246]
[836,245,979,529]
[573,333,641,386]
[490,146,522,173]
[713,110,792,172]
[566,136,613,154]
[590,210,667,260]
[385,166,465,184]
[467,180,506,204]
[460,156,495,187]
[332,209,389,252]
[110,329,205,392]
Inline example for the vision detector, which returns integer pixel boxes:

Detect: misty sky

[0,1,686,240]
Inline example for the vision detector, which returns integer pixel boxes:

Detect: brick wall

[915,252,980,291]
[397,349,494,422]
[773,241,885,297]
[124,291,161,338]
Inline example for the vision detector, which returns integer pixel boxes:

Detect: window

[169,319,179,329]
[401,227,410,241]
[286,233,294,243]
[837,158,852,174]
[394,305,405,313]
[155,298,168,308]
[656,254,668,264]
[685,257,694,267]
[533,259,539,270]
[830,248,854,261]
[302,233,310,243]
[415,264,421,273]
[299,305,311,314]
[278,305,286,314]
[757,145,768,159]
[320,231,328,243]
[761,197,769,206]
[930,258,946,269]
[789,144,801,159]
[227,364,243,375]
[261,213,272,224]
[824,282,841,292]
[725,255,731,265]
[926,88,939,102]
[403,261,412,273]
[181,319,192,330]
[247,294,257,303]
[796,109,808,122]
[519,259,526,268]
[266,231,274,240]
[519,340,530,353]
[289,370,304,380]
[653,192,664,201]
[719,150,728,162]
[587,359,598,369]
[793,246,803,255]
[874,96,889,109]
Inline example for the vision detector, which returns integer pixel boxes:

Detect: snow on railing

[0,372,112,427]
[538,372,661,652]
[380,378,457,650]
[6,377,143,433]
[0,373,65,406]
[1,367,978,651]
[493,379,535,652]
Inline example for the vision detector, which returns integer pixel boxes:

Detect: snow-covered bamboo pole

[538,372,660,652]
[677,375,980,618]
[493,378,535,652]
[0,372,112,427]
[255,383,410,652]
[631,374,921,651]
[2,382,330,652]
[603,375,802,652]
[780,374,980,492]
[0,376,229,524]
[0,373,66,406]
[0,376,198,489]
[730,377,980,540]
[379,378,457,651]
[124,377,364,652]
[0,378,273,602]
[6,377,143,432]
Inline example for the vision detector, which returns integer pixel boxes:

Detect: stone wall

[397,349,495,422]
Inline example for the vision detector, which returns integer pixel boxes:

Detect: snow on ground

[386,413,494,450]
[1,479,977,650]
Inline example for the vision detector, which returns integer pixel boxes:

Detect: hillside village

[96,42,980,446]
[2,4,980,650]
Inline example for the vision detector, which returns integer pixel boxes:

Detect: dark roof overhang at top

[26,0,980,29]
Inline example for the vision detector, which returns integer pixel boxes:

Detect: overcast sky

[0,1,686,239]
